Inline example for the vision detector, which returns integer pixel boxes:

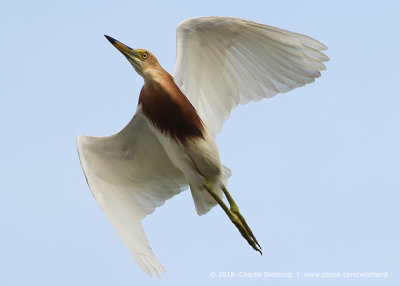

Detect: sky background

[1,0,399,285]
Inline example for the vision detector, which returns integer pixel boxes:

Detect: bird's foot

[203,182,262,255]
[222,186,262,255]
[229,209,262,255]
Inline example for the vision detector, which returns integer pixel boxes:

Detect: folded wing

[77,109,187,277]
[173,17,329,136]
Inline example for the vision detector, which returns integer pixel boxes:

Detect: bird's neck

[142,66,169,84]
[138,70,204,144]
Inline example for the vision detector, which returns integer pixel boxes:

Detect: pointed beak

[104,35,140,59]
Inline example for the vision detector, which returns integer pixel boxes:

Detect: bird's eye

[142,52,148,60]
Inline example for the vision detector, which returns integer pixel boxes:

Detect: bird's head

[105,35,160,79]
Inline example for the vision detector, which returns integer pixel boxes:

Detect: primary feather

[77,109,187,277]
[173,17,328,136]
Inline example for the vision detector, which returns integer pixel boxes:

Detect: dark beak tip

[104,35,115,44]
[103,35,136,56]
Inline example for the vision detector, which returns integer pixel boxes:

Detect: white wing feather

[173,17,329,136]
[77,108,187,277]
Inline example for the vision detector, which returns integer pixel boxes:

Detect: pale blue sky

[1,0,399,285]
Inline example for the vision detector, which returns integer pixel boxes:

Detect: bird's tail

[190,165,231,215]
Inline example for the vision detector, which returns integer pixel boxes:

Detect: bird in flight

[77,17,328,277]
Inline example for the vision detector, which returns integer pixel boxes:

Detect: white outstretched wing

[173,17,329,136]
[77,109,187,277]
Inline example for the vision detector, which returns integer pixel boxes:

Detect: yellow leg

[222,186,262,250]
[204,182,262,255]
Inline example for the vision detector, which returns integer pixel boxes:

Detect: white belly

[138,106,229,215]
[144,113,221,188]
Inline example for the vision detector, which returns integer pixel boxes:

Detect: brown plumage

[138,52,204,144]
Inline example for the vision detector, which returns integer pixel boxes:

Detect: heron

[77,16,328,277]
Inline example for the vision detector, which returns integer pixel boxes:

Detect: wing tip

[135,253,166,278]
[319,41,329,51]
